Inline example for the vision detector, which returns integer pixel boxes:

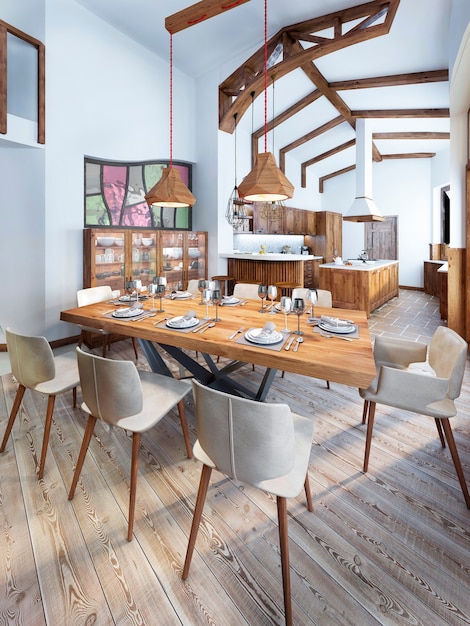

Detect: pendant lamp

[238,0,294,203]
[226,113,252,229]
[145,32,195,209]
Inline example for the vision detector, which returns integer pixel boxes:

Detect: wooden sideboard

[225,255,322,289]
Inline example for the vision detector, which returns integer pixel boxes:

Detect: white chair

[69,347,192,541]
[186,279,201,295]
[182,380,314,626]
[77,286,139,359]
[360,326,470,508]
[0,328,79,479]
[233,282,261,300]
[292,287,332,308]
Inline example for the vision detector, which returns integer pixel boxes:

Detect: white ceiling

[73,0,452,181]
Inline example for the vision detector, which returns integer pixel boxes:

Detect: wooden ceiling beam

[301,139,356,187]
[352,108,450,118]
[165,0,251,34]
[373,131,450,140]
[382,152,436,159]
[330,69,448,90]
[319,165,356,193]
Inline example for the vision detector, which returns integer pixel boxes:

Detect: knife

[284,335,295,350]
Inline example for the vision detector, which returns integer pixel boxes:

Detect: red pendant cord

[264,0,268,153]
[169,32,173,168]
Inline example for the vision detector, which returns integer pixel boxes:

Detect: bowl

[114,238,124,246]
[188,248,201,258]
[141,237,154,246]
[96,236,115,247]
[134,238,142,246]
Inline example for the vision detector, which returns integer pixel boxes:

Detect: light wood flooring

[1,290,469,625]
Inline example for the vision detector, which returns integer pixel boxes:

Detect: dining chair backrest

[292,288,332,307]
[233,283,260,300]
[77,347,143,422]
[77,285,113,307]
[428,326,467,399]
[6,328,55,389]
[191,379,295,485]
[186,279,201,294]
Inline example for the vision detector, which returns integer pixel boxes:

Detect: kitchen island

[221,252,323,289]
[319,260,399,317]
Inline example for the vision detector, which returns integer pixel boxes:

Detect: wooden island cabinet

[319,260,399,317]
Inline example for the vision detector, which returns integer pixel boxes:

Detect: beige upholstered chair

[77,286,138,359]
[360,326,470,507]
[233,282,261,300]
[186,279,201,295]
[0,328,79,479]
[182,380,314,626]
[69,347,192,541]
[292,287,332,308]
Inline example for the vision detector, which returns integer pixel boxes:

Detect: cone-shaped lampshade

[145,167,196,208]
[238,152,294,202]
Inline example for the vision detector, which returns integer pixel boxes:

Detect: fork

[320,332,353,342]
[229,326,244,340]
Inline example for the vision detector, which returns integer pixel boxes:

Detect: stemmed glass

[203,288,212,320]
[156,284,166,312]
[258,284,268,313]
[198,279,208,305]
[134,279,142,303]
[148,283,158,311]
[280,296,292,333]
[292,297,305,335]
[267,285,277,313]
[307,288,318,320]
[126,280,136,302]
[212,289,222,322]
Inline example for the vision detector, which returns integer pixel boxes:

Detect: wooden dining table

[60,295,376,401]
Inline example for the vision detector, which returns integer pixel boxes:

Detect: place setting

[235,320,290,351]
[313,315,359,340]
[154,309,212,333]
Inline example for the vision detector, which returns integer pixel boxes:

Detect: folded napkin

[320,315,351,327]
[258,321,276,337]
[168,309,197,327]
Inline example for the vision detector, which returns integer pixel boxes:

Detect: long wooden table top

[60,296,376,389]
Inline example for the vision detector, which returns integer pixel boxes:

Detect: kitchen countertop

[221,252,322,261]
[320,259,398,271]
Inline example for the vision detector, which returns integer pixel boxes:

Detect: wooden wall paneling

[448,247,466,339]
[466,164,470,340]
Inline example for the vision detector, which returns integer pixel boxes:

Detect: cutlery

[239,300,248,306]
[153,317,168,326]
[293,336,303,351]
[229,326,245,340]
[199,322,215,334]
[136,312,156,322]
[320,332,353,342]
[284,335,296,351]
[192,319,214,333]
[101,309,116,316]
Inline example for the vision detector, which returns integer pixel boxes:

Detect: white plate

[173,291,192,299]
[318,322,355,334]
[112,307,144,318]
[245,328,284,345]
[222,296,240,305]
[166,316,199,329]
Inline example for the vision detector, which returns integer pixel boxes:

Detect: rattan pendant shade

[238,151,294,202]
[145,167,196,208]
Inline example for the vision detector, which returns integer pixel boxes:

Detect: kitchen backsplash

[233,234,304,254]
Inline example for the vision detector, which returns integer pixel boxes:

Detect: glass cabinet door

[130,232,157,288]
[89,230,126,292]
[186,231,207,284]
[159,231,185,290]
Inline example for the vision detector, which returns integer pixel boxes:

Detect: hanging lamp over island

[145,31,196,209]
[238,0,294,203]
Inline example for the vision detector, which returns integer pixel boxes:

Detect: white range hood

[343,118,384,223]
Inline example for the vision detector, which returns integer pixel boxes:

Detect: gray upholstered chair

[77,286,139,359]
[360,326,470,508]
[182,380,314,626]
[69,347,192,541]
[0,328,79,479]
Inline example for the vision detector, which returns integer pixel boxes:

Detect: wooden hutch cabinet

[304,211,342,263]
[83,229,207,292]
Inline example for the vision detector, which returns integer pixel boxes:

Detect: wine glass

[292,297,305,335]
[258,284,268,313]
[156,284,166,312]
[280,296,292,333]
[267,285,277,313]
[212,289,222,322]
[134,279,142,303]
[198,279,208,305]
[126,280,136,302]
[148,283,158,311]
[307,288,318,320]
[203,288,212,320]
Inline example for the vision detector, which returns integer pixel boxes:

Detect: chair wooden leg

[304,475,313,512]
[434,418,446,448]
[72,386,77,408]
[38,395,56,479]
[326,381,330,389]
[102,335,107,358]
[362,400,369,425]
[0,385,26,452]
[78,331,84,348]
[277,496,293,626]
[128,432,141,541]
[177,399,192,458]
[363,401,376,472]
[281,370,285,378]
[182,464,212,579]
[131,337,139,360]
[440,419,470,509]
[69,415,97,500]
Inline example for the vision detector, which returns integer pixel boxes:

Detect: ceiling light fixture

[145,31,196,209]
[238,0,294,203]
[226,113,252,229]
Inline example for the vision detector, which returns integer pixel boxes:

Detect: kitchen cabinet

[251,204,314,235]
[304,211,342,263]
[424,260,445,296]
[83,229,207,291]
[303,258,321,289]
